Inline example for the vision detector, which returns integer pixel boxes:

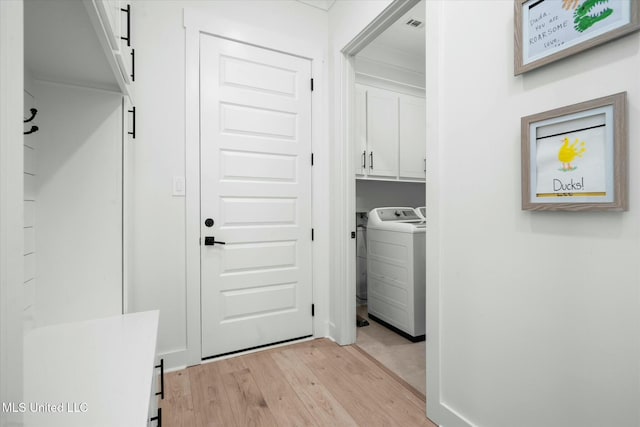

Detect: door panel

[367,88,398,178]
[200,34,313,358]
[354,84,367,176]
[399,95,426,179]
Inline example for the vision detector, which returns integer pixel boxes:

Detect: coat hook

[24,108,37,123]
[24,125,38,135]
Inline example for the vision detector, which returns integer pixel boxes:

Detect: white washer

[415,206,426,220]
[366,207,425,341]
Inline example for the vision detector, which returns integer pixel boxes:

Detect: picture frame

[521,92,627,211]
[514,0,640,75]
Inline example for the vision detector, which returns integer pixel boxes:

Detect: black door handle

[204,236,226,246]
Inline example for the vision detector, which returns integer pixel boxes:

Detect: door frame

[333,0,450,423]
[0,0,25,416]
[332,0,420,345]
[184,10,327,366]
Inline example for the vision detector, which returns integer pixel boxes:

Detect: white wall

[0,1,24,424]
[34,81,122,327]
[356,180,424,213]
[23,70,37,332]
[130,0,328,367]
[426,1,640,426]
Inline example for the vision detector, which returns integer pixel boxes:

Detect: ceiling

[24,0,119,91]
[358,0,426,67]
[295,0,336,11]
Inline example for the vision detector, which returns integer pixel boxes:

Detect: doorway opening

[346,0,427,396]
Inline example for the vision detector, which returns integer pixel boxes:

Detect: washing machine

[366,207,425,341]
[415,206,426,220]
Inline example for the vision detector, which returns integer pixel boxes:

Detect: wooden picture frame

[514,0,640,75]
[521,92,627,211]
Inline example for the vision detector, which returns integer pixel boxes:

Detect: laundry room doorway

[343,0,428,396]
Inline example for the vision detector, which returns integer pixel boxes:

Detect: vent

[405,18,424,29]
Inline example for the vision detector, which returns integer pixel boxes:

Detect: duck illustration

[558,137,587,171]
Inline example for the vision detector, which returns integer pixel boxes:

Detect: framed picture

[514,0,640,75]
[521,92,627,211]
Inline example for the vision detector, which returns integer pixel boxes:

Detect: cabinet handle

[150,408,162,427]
[130,48,135,82]
[155,358,165,400]
[120,4,131,47]
[370,152,373,169]
[424,157,426,172]
[362,151,366,169]
[128,107,136,139]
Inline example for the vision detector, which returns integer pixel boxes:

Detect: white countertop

[24,311,159,427]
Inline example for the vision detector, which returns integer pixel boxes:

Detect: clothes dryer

[366,207,425,341]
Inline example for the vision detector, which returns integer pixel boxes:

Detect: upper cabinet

[399,94,426,180]
[84,0,135,101]
[355,83,425,182]
[24,0,135,103]
[94,0,135,86]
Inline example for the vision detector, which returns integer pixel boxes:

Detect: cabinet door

[366,87,398,178]
[116,1,134,85]
[95,0,121,51]
[354,84,367,176]
[399,94,426,180]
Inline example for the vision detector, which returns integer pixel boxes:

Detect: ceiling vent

[405,18,424,29]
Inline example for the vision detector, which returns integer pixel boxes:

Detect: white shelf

[24,311,159,427]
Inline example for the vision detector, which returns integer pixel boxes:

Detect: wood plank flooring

[161,338,437,427]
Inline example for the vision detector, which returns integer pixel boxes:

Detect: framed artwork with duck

[521,92,627,211]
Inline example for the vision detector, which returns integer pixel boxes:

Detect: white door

[399,94,426,180]
[200,34,314,358]
[366,87,398,178]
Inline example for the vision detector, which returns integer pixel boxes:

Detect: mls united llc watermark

[2,401,88,414]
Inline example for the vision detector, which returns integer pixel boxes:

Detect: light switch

[173,176,185,196]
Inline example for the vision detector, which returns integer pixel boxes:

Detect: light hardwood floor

[161,338,437,427]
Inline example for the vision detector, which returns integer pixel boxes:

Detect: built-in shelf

[24,311,159,427]
[24,0,134,102]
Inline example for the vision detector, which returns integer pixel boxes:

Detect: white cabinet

[23,311,160,427]
[367,87,399,178]
[85,0,135,101]
[399,94,426,179]
[95,0,121,50]
[354,84,367,176]
[355,83,425,182]
[95,0,134,85]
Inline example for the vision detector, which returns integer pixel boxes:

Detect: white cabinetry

[95,0,121,50]
[85,0,135,101]
[367,87,399,178]
[24,311,161,427]
[399,94,426,179]
[355,83,425,182]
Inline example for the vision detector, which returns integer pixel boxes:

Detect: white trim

[0,0,25,420]
[423,1,469,425]
[184,21,201,368]
[355,72,425,97]
[184,8,327,367]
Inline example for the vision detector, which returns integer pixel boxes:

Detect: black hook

[24,125,38,135]
[23,108,37,123]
